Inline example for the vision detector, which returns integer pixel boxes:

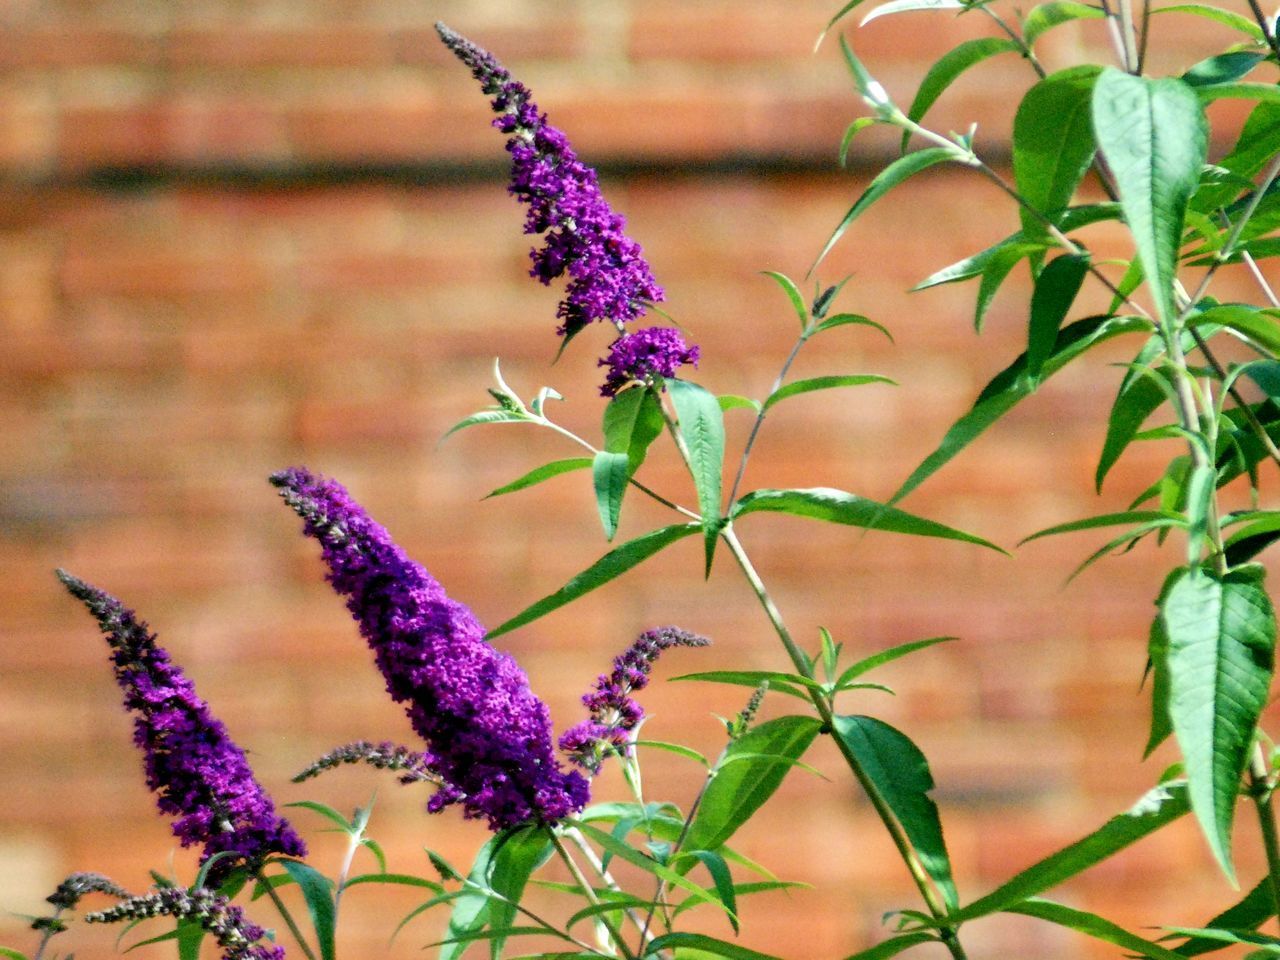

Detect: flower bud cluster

[294,740,438,785]
[560,627,709,772]
[85,887,281,960]
[44,872,129,911]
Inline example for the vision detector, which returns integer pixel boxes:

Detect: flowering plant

[9,3,1280,959]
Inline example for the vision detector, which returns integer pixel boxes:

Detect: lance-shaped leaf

[731,487,1003,552]
[901,38,1020,151]
[1194,102,1280,213]
[487,523,701,639]
[485,458,593,499]
[1023,1,1107,45]
[682,716,822,854]
[1092,69,1208,327]
[1161,566,1276,881]
[440,827,552,960]
[1027,253,1090,380]
[644,932,785,960]
[668,379,726,575]
[1182,51,1268,88]
[891,315,1148,505]
[1172,875,1276,956]
[833,716,958,910]
[1148,3,1265,41]
[763,375,895,412]
[814,146,956,272]
[592,452,630,541]
[276,860,336,960]
[1014,66,1101,241]
[1097,333,1173,490]
[1007,899,1187,960]
[946,781,1189,922]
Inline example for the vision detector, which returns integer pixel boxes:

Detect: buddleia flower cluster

[84,887,282,960]
[293,739,438,785]
[57,571,306,884]
[271,466,590,830]
[436,22,698,396]
[560,626,709,772]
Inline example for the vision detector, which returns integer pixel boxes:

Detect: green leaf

[1196,83,1280,105]
[592,451,630,541]
[841,933,938,960]
[487,523,700,639]
[1014,66,1102,240]
[485,460,593,500]
[731,487,1004,552]
[1173,875,1276,956]
[1021,509,1187,544]
[285,800,354,832]
[817,0,876,48]
[1182,52,1268,88]
[1146,603,1174,758]
[1023,1,1107,45]
[861,0,964,24]
[0,949,30,960]
[1190,305,1280,355]
[645,932,785,960]
[761,271,808,329]
[343,873,444,891]
[634,740,711,766]
[678,850,739,933]
[814,146,957,272]
[672,669,824,702]
[277,860,335,960]
[668,380,726,576]
[763,375,895,412]
[808,312,895,341]
[568,822,727,910]
[890,314,1148,505]
[1148,3,1265,40]
[683,716,823,853]
[946,781,1189,922]
[1097,335,1171,490]
[1161,566,1277,881]
[1027,253,1091,380]
[444,409,530,439]
[1008,898,1188,960]
[176,917,205,960]
[1091,69,1209,326]
[833,716,958,910]
[718,395,763,414]
[602,387,665,473]
[901,38,1021,151]
[840,116,883,165]
[835,636,956,687]
[485,828,553,960]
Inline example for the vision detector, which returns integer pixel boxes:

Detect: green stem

[1249,744,1280,928]
[564,827,662,954]
[258,871,320,960]
[976,4,1046,78]
[726,333,808,508]
[551,831,639,960]
[720,525,968,960]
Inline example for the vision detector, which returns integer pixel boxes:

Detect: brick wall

[0,2,1272,959]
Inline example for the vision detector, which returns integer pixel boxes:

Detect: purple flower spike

[56,571,305,885]
[600,327,701,397]
[435,22,664,338]
[270,466,590,830]
[85,887,282,960]
[560,626,709,772]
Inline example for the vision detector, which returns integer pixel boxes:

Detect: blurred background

[1,1,1275,957]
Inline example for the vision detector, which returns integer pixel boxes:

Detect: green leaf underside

[680,850,740,932]
[946,781,1189,923]
[592,451,630,541]
[763,375,895,412]
[861,0,964,26]
[1091,69,1208,327]
[669,379,727,575]
[732,487,1003,552]
[1182,52,1267,88]
[833,716,958,909]
[814,146,957,272]
[442,827,552,960]
[890,315,1147,506]
[682,716,823,854]
[903,38,1020,151]
[1097,333,1171,490]
[1008,899,1187,960]
[276,860,336,960]
[487,523,700,639]
[1190,305,1280,355]
[445,409,529,439]
[1161,567,1276,880]
[1014,66,1101,241]
[1173,875,1275,956]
